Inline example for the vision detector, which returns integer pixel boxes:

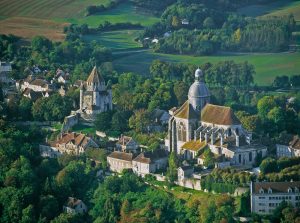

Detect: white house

[132,149,168,176]
[251,181,300,215]
[276,135,300,158]
[63,197,88,214]
[107,151,134,173]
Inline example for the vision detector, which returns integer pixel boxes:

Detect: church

[79,66,112,118]
[165,68,267,167]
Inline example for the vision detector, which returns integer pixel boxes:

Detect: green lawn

[82,29,143,50]
[71,123,96,135]
[58,2,160,27]
[113,51,300,86]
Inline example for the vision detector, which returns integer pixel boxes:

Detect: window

[259,188,264,194]
[268,188,272,194]
[239,154,242,163]
[249,152,252,162]
[288,187,292,193]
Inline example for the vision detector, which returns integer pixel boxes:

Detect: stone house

[116,135,139,153]
[107,151,134,173]
[251,181,300,215]
[132,149,168,176]
[39,132,98,156]
[276,135,300,158]
[63,197,88,214]
[148,109,170,132]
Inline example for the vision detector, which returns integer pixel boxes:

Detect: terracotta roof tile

[201,104,241,125]
[56,132,92,148]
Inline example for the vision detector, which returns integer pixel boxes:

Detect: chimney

[205,133,208,144]
[236,135,239,147]
[211,132,215,145]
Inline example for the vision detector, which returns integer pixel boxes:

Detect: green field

[238,0,300,20]
[82,29,143,50]
[113,51,300,86]
[58,2,159,27]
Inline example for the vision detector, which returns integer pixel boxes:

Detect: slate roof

[107,151,134,162]
[133,149,168,164]
[23,88,43,101]
[117,135,134,146]
[174,100,198,119]
[87,66,104,84]
[201,104,241,125]
[252,181,300,194]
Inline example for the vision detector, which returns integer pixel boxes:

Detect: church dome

[188,68,210,112]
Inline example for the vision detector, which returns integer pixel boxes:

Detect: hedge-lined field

[113,51,300,86]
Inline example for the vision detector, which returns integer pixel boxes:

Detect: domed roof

[188,81,210,98]
[188,68,210,99]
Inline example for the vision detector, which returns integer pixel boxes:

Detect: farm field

[0,1,158,41]
[58,2,160,27]
[0,17,67,41]
[113,51,300,86]
[238,0,300,20]
[82,29,143,50]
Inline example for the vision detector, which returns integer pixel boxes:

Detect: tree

[167,152,179,182]
[257,96,276,119]
[203,17,215,29]
[260,158,278,175]
[129,109,150,133]
[203,148,214,168]
[19,97,33,120]
[39,195,59,221]
[95,111,112,132]
[172,16,180,28]
[173,81,189,105]
[21,205,36,223]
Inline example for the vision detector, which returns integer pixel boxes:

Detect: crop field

[0,1,158,41]
[238,0,300,20]
[82,29,143,50]
[0,17,67,41]
[0,0,109,19]
[60,2,160,27]
[113,51,300,86]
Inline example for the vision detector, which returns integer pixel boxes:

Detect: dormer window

[259,188,264,194]
[268,188,272,194]
[288,187,292,193]
[295,187,299,193]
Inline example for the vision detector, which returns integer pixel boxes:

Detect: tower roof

[86,66,104,83]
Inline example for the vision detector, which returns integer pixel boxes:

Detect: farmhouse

[116,135,139,153]
[63,197,88,214]
[107,151,134,173]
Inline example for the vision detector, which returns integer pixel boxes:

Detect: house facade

[132,149,168,176]
[40,132,99,156]
[251,181,300,215]
[107,151,134,173]
[116,135,139,153]
[276,135,300,158]
[63,197,88,214]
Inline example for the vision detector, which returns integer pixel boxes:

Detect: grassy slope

[59,2,159,27]
[82,29,143,50]
[113,51,300,86]
[260,1,300,21]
